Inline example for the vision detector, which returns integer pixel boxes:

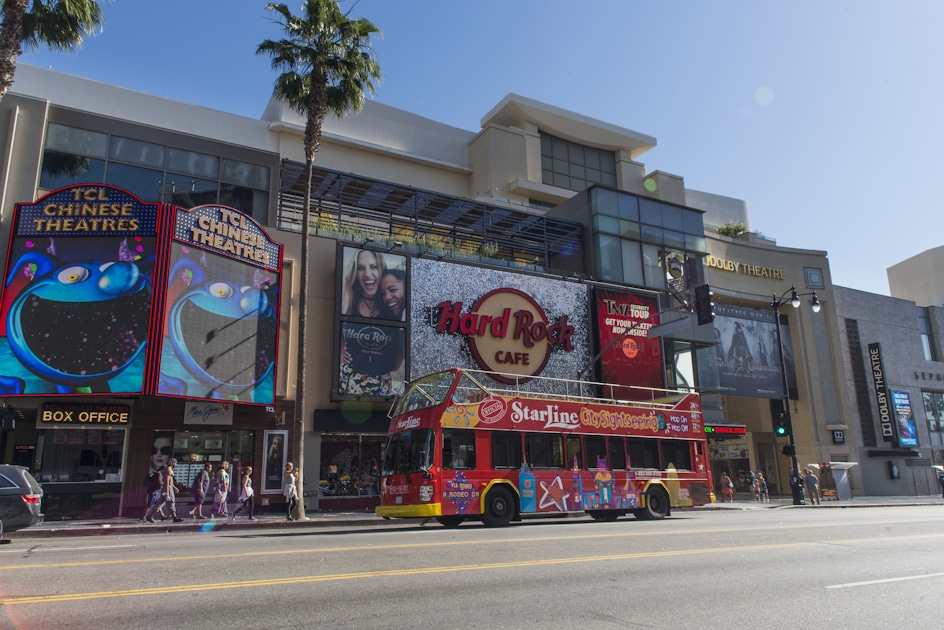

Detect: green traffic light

[775,425,787,436]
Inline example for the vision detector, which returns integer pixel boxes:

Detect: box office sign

[40,402,131,425]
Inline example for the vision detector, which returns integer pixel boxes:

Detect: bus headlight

[419,485,434,502]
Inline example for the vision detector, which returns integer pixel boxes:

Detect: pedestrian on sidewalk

[145,459,184,523]
[283,462,298,520]
[212,461,231,517]
[232,466,257,520]
[189,463,212,519]
[938,471,944,499]
[804,469,821,505]
[789,467,804,504]
[720,471,734,502]
[756,472,769,502]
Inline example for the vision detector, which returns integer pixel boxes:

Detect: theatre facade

[1,65,937,518]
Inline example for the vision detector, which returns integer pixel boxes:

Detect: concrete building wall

[834,286,944,496]
[887,245,944,307]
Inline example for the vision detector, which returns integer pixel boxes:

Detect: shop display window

[319,434,385,497]
[150,429,254,487]
[35,428,125,482]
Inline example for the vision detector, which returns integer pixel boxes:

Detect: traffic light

[774,411,790,437]
[694,284,715,325]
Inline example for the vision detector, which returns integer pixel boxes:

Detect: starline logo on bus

[435,288,575,383]
[396,415,421,431]
[510,400,580,430]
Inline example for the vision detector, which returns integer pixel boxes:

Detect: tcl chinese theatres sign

[436,288,574,383]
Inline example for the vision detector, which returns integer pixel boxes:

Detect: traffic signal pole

[772,302,802,504]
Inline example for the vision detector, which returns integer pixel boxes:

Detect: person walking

[145,458,184,523]
[720,471,734,502]
[756,472,769,502]
[283,462,299,521]
[212,461,231,517]
[232,466,257,520]
[189,463,212,519]
[803,469,821,505]
[939,471,944,499]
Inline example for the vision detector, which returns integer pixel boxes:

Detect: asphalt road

[2,505,943,629]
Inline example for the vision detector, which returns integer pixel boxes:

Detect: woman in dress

[283,462,298,521]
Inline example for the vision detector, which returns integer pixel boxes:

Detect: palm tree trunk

[293,155,314,519]
[0,0,29,101]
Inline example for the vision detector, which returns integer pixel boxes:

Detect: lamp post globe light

[771,285,821,505]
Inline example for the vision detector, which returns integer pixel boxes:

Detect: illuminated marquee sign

[15,186,158,236]
[704,423,747,438]
[40,402,131,425]
[173,205,280,271]
[436,288,574,383]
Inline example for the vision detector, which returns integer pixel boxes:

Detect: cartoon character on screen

[159,256,277,401]
[0,249,151,394]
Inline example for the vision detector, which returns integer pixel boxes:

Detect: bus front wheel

[436,516,465,528]
[635,486,669,520]
[481,486,515,527]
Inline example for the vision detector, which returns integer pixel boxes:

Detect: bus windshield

[381,428,434,475]
[391,371,457,417]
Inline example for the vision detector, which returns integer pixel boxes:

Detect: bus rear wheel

[634,486,669,520]
[481,486,515,527]
[436,516,465,528]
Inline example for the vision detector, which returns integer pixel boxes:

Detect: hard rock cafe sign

[435,288,574,383]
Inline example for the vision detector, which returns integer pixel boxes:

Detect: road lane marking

[0,544,138,554]
[4,532,944,606]
[0,519,938,571]
[826,572,944,589]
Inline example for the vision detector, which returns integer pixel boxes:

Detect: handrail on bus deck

[456,368,696,411]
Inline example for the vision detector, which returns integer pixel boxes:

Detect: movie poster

[0,185,159,395]
[711,304,796,399]
[892,390,919,447]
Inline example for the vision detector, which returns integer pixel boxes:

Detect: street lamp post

[771,285,821,505]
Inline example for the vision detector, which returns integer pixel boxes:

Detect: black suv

[0,464,44,536]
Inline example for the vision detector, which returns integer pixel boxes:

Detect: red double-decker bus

[376,368,713,527]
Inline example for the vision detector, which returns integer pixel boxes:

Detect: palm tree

[0,0,108,101]
[258,0,380,519]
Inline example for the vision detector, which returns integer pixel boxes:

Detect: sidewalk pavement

[4,494,943,541]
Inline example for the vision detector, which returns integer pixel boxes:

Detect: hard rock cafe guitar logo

[435,288,574,383]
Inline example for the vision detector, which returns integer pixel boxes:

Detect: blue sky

[18,0,944,297]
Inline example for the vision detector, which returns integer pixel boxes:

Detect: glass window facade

[589,187,706,292]
[919,309,937,362]
[922,391,944,446]
[39,123,271,222]
[541,132,617,191]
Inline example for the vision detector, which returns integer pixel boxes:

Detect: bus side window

[660,440,692,471]
[525,433,565,469]
[628,437,660,469]
[444,429,475,470]
[566,435,583,470]
[491,432,522,469]
[585,436,607,469]
[608,437,626,470]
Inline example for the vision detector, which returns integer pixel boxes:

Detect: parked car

[0,465,44,536]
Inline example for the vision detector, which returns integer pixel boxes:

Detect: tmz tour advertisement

[595,289,664,393]
[0,185,160,395]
